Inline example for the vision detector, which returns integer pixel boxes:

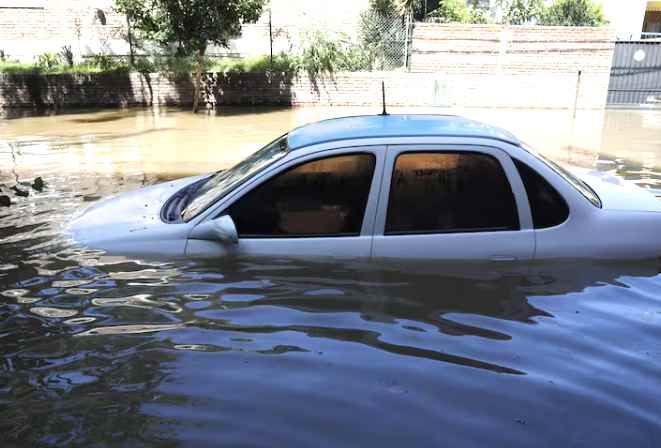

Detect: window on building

[385,152,519,235]
[643,7,661,34]
[95,9,107,26]
[513,159,569,229]
[227,153,376,237]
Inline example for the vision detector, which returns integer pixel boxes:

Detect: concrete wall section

[0,0,128,62]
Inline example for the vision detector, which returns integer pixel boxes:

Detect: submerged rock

[11,185,29,197]
[0,195,10,207]
[32,176,45,191]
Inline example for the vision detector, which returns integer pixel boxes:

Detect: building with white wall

[2,0,660,63]
[488,0,658,40]
[0,0,372,62]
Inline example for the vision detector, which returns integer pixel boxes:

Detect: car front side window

[385,152,520,235]
[226,153,376,238]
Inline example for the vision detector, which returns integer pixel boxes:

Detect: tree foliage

[115,0,264,54]
[426,0,489,24]
[496,0,606,26]
[539,0,606,26]
[496,0,544,25]
[114,0,265,111]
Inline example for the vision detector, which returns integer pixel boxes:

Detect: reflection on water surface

[1,107,661,446]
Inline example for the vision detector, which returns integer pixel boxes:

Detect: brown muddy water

[1,106,661,446]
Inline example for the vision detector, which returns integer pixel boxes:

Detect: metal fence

[358,11,410,71]
[607,41,661,106]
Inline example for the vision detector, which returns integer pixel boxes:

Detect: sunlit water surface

[1,107,661,447]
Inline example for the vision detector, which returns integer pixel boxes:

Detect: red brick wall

[0,69,608,110]
[410,23,615,74]
[407,23,615,109]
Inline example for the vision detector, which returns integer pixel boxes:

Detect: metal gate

[607,41,661,105]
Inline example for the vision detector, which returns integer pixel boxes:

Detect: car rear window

[514,159,569,229]
[385,152,519,235]
[521,144,602,209]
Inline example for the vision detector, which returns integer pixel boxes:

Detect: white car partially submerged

[68,114,661,261]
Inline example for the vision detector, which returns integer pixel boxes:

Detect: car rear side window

[385,152,519,235]
[227,153,376,237]
[513,159,569,229]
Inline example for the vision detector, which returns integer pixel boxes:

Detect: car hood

[576,169,661,212]
[68,175,204,242]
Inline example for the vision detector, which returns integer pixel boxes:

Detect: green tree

[497,0,545,25]
[539,0,606,26]
[426,0,489,24]
[115,0,265,112]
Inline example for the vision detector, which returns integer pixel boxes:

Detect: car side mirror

[190,215,238,244]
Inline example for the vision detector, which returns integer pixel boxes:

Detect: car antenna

[380,81,388,116]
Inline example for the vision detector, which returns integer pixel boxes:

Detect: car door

[186,147,385,258]
[371,145,535,262]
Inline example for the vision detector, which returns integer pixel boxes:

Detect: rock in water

[32,177,45,191]
[11,186,29,197]
[0,195,10,207]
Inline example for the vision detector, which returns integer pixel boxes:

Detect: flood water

[1,106,661,446]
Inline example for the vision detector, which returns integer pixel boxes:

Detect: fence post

[404,11,411,71]
[269,6,273,69]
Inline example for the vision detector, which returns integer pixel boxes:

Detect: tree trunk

[126,13,135,66]
[192,47,206,113]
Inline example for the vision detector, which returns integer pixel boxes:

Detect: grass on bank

[0,54,314,76]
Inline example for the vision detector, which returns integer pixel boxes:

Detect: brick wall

[411,24,615,73]
[409,23,615,109]
[0,72,295,109]
[0,68,607,110]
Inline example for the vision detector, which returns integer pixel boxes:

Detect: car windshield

[522,143,602,208]
[181,134,289,221]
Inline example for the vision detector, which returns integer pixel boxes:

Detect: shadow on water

[67,110,141,124]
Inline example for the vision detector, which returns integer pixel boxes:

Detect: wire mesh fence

[358,10,410,71]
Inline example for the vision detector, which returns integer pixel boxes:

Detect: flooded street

[1,106,661,446]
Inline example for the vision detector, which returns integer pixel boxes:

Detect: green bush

[60,46,74,67]
[88,54,124,71]
[298,30,369,76]
[539,0,606,26]
[207,54,297,74]
[36,52,62,72]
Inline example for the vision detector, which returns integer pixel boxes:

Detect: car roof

[286,114,522,150]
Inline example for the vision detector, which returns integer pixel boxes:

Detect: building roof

[286,114,522,150]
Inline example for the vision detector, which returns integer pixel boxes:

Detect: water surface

[1,107,661,447]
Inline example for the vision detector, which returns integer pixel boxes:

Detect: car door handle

[489,255,517,262]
